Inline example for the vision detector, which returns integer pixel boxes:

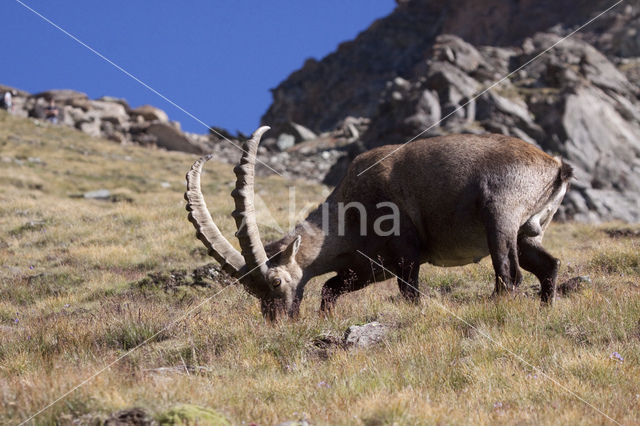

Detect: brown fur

[189,132,572,320]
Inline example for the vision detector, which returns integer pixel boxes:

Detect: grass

[0,110,639,424]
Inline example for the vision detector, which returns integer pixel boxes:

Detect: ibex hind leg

[484,213,523,296]
[518,236,559,304]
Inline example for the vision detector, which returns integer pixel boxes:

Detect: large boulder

[0,84,29,97]
[146,122,205,154]
[88,100,129,127]
[97,95,131,111]
[32,89,88,103]
[130,104,169,123]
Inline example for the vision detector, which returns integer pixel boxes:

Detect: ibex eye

[272,278,282,287]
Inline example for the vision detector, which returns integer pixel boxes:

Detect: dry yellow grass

[0,110,639,425]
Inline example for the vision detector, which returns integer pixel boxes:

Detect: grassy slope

[0,111,639,425]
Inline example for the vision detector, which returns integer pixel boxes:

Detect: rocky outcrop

[3,88,209,154]
[260,1,640,222]
[348,33,640,222]
[262,0,639,135]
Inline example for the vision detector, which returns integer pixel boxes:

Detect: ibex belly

[420,223,490,267]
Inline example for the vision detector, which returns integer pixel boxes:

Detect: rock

[278,122,317,142]
[78,119,101,138]
[88,100,129,126]
[432,34,484,73]
[82,189,111,200]
[0,84,29,97]
[604,228,640,238]
[277,421,311,426]
[104,407,154,426]
[157,404,230,426]
[309,333,344,359]
[32,89,88,103]
[276,133,296,151]
[130,104,169,123]
[558,276,591,296]
[132,132,158,146]
[525,33,635,95]
[97,95,131,111]
[74,189,133,203]
[146,122,204,154]
[425,61,480,106]
[65,106,90,124]
[344,321,389,348]
[209,126,236,141]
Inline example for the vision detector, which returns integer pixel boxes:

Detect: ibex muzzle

[186,127,572,321]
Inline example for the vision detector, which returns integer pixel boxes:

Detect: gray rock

[32,89,88,103]
[97,95,131,111]
[425,61,480,105]
[344,321,389,348]
[284,122,317,142]
[276,133,296,151]
[88,100,129,126]
[0,84,30,98]
[277,421,311,426]
[146,122,204,154]
[432,34,485,73]
[83,189,111,200]
[78,120,101,138]
[130,104,169,123]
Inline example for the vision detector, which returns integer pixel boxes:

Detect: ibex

[186,127,572,320]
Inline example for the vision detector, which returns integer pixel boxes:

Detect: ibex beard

[186,126,572,321]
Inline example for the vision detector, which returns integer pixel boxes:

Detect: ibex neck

[287,202,344,276]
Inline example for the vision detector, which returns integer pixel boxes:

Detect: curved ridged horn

[185,155,245,276]
[231,126,270,281]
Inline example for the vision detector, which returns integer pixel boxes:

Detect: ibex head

[185,127,305,320]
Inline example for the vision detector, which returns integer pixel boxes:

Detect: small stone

[557,276,591,296]
[83,189,111,200]
[344,321,389,348]
[278,420,311,426]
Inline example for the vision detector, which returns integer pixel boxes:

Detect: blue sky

[1,1,395,134]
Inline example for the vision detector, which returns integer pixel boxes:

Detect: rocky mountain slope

[261,0,640,222]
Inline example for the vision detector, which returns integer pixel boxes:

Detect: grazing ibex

[185,127,572,320]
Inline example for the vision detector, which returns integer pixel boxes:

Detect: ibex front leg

[320,270,369,313]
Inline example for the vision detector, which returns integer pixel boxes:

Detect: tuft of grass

[590,249,640,275]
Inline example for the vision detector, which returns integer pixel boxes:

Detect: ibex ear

[282,235,302,264]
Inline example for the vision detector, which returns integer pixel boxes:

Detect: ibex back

[186,127,572,321]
